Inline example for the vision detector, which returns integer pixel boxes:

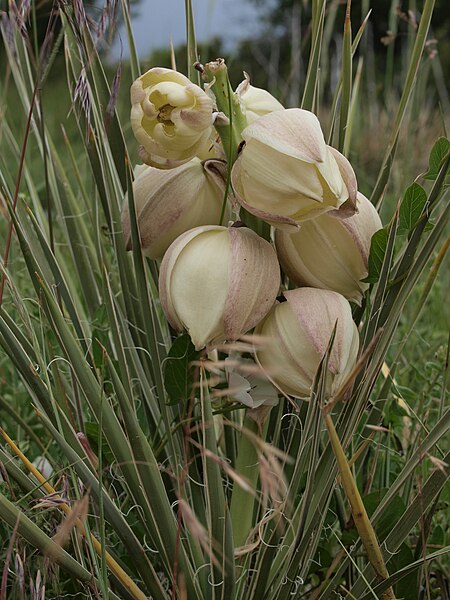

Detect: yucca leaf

[200,371,236,598]
[120,0,140,80]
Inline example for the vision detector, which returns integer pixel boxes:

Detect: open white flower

[225,356,279,409]
[32,456,53,480]
[231,108,357,230]
[131,67,214,168]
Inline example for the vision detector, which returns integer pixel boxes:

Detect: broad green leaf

[391,384,417,403]
[398,183,427,234]
[429,525,445,546]
[391,543,419,600]
[340,491,406,554]
[163,334,200,405]
[362,227,388,284]
[364,489,405,541]
[441,482,450,505]
[424,136,450,181]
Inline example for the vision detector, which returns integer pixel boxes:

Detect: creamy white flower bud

[255,288,359,399]
[159,226,281,350]
[275,192,383,304]
[131,67,214,168]
[122,158,229,260]
[231,108,357,230]
[236,73,284,124]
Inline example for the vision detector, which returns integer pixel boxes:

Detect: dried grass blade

[322,414,395,600]
[0,427,148,600]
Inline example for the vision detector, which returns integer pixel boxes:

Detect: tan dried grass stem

[0,427,148,600]
[322,415,396,600]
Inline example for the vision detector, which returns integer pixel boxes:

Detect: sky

[111,0,261,60]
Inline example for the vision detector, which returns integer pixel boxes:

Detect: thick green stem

[230,414,261,548]
[203,60,270,238]
[204,59,247,165]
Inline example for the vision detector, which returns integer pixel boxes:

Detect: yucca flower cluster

[123,61,383,402]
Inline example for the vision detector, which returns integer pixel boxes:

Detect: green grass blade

[36,408,170,600]
[338,1,352,153]
[185,0,199,83]
[120,0,140,80]
[302,0,326,111]
[370,0,436,204]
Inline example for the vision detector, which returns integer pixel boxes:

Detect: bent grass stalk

[0,427,148,600]
[322,413,396,600]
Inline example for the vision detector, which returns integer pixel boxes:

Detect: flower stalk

[203,59,271,238]
[230,414,262,549]
[204,59,247,165]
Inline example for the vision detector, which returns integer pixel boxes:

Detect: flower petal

[224,228,280,340]
[284,288,355,375]
[242,108,327,163]
[327,146,358,206]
